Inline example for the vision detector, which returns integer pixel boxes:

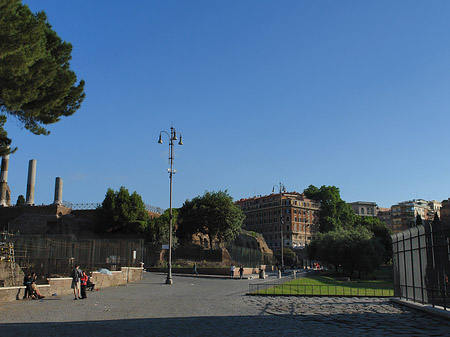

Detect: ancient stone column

[0,152,9,206]
[53,177,63,205]
[25,159,37,206]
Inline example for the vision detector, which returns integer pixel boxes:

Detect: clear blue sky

[5,1,450,209]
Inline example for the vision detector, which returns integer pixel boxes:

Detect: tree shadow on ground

[2,311,450,337]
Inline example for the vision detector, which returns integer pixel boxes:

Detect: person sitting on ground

[30,272,45,299]
[87,273,95,291]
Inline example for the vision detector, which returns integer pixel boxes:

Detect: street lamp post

[304,220,309,268]
[158,125,183,285]
[272,183,286,269]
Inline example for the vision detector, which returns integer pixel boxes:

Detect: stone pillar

[25,159,37,206]
[53,177,63,205]
[0,152,9,206]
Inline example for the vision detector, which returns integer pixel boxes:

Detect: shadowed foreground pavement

[1,272,449,336]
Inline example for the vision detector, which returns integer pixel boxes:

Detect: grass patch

[252,273,394,297]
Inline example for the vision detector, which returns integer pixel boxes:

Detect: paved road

[1,272,449,336]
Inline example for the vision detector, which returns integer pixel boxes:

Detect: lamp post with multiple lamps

[272,182,286,269]
[158,125,183,285]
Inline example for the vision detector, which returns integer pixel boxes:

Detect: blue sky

[5,1,450,209]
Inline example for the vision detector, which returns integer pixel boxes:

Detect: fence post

[408,229,416,303]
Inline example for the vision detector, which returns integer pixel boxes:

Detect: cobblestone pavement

[1,273,449,336]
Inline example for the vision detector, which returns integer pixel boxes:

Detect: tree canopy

[177,190,245,248]
[304,184,393,276]
[97,187,148,234]
[309,226,384,278]
[146,208,179,246]
[303,185,356,232]
[0,0,85,155]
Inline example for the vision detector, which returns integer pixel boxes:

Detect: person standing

[80,271,88,299]
[230,263,235,278]
[71,265,82,300]
[239,265,244,279]
[192,263,199,275]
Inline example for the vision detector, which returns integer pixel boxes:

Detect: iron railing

[248,283,393,297]
[62,201,164,214]
[392,218,450,310]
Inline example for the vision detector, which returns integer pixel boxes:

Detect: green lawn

[253,273,394,296]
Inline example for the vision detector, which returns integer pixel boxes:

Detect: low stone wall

[0,267,143,302]
[148,267,261,275]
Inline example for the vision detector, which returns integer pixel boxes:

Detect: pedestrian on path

[230,264,235,278]
[239,265,244,279]
[192,263,199,275]
[71,265,82,300]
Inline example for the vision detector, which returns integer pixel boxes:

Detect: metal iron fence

[248,283,393,297]
[62,201,164,214]
[227,244,275,268]
[392,219,450,310]
[10,236,156,280]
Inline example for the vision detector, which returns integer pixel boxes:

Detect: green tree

[310,226,384,278]
[177,190,245,248]
[146,208,179,246]
[303,185,356,232]
[0,0,85,155]
[15,194,25,206]
[98,187,148,233]
[356,216,393,264]
[274,247,298,267]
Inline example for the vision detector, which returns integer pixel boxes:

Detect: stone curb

[150,272,255,280]
[390,297,450,320]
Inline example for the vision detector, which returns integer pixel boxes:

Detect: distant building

[236,192,320,249]
[350,201,377,217]
[391,199,437,233]
[427,200,442,219]
[376,207,392,230]
[441,198,450,223]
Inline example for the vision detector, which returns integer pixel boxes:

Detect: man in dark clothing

[23,274,34,299]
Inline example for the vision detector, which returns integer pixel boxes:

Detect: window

[361,208,365,214]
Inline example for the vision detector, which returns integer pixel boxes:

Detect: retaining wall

[0,267,143,302]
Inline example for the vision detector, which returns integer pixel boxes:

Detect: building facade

[441,198,450,223]
[350,201,377,217]
[390,199,438,233]
[376,207,393,230]
[235,192,320,249]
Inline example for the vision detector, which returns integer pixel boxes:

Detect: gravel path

[0,272,449,336]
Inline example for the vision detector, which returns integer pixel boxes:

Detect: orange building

[236,192,320,250]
